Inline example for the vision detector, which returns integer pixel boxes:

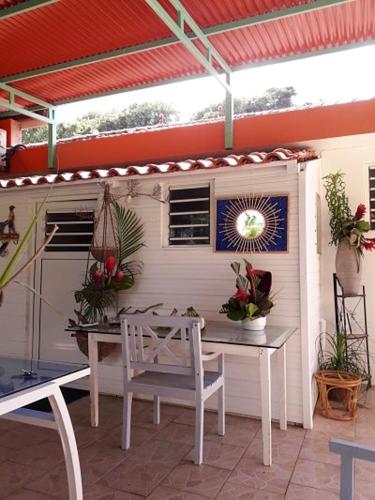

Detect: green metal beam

[0,0,58,21]
[0,0,352,84]
[48,107,56,169]
[0,98,52,124]
[0,82,55,110]
[145,0,231,94]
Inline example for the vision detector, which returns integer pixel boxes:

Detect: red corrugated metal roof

[0,148,317,189]
[0,0,373,107]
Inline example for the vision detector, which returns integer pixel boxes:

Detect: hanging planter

[91,184,119,263]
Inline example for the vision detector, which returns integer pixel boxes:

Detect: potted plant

[323,171,375,296]
[220,260,273,331]
[315,331,365,420]
[72,200,144,360]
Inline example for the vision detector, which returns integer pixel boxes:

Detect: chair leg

[218,384,225,436]
[194,399,204,465]
[122,392,133,450]
[153,396,160,425]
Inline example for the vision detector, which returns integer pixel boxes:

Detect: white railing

[330,438,375,500]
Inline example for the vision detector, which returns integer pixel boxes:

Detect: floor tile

[126,439,192,468]
[27,464,69,499]
[155,422,196,445]
[173,407,217,430]
[78,440,128,485]
[146,485,207,499]
[286,483,339,499]
[355,479,375,499]
[291,458,340,493]
[5,489,55,500]
[162,462,230,498]
[298,436,340,465]
[106,423,159,448]
[216,481,284,499]
[98,460,172,496]
[355,457,375,484]
[227,455,294,495]
[84,483,143,499]
[7,440,64,471]
[205,421,259,447]
[244,437,301,466]
[256,424,305,445]
[306,414,355,440]
[184,440,245,470]
[0,425,58,450]
[0,461,47,498]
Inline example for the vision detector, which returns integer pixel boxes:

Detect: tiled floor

[0,390,375,499]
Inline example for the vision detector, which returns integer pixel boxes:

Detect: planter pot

[314,370,362,421]
[72,331,117,362]
[336,239,362,297]
[241,316,266,331]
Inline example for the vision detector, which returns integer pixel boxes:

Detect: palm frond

[112,201,145,261]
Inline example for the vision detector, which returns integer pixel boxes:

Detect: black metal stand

[333,273,371,387]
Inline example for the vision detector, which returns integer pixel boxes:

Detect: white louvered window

[168,184,211,246]
[369,165,375,230]
[45,209,95,252]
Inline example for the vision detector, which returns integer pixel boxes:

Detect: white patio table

[67,320,296,466]
[0,357,90,500]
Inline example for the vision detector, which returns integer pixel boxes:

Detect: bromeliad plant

[323,171,375,253]
[74,200,144,323]
[220,260,274,321]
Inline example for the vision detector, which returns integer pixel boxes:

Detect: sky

[56,43,375,125]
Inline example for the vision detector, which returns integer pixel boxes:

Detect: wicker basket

[72,331,117,362]
[315,370,362,421]
[90,245,118,263]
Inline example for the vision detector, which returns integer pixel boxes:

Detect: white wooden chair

[120,314,225,464]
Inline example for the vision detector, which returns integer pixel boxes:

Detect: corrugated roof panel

[0,0,374,107]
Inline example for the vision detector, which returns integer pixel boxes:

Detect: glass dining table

[67,320,296,467]
[0,357,90,500]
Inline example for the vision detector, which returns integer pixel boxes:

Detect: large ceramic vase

[336,239,362,297]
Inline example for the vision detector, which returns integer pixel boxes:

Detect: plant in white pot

[323,172,375,296]
[220,260,274,331]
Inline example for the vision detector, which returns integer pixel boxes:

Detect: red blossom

[363,238,375,251]
[235,288,249,302]
[355,203,366,221]
[105,255,116,275]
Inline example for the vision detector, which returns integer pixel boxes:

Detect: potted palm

[220,260,274,331]
[323,172,375,296]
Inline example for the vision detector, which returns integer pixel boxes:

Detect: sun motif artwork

[216,195,288,252]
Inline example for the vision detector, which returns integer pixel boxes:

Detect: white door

[33,198,97,363]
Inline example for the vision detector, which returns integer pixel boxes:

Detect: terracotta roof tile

[0,148,317,190]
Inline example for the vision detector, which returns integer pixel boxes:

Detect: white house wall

[0,160,321,426]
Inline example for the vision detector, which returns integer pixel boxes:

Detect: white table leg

[259,348,272,466]
[88,333,99,427]
[48,387,83,500]
[278,344,287,431]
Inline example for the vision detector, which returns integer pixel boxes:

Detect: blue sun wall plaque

[216,194,288,252]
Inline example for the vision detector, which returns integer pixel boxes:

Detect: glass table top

[0,357,89,399]
[66,320,296,349]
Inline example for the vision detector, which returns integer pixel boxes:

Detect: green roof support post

[146,0,233,149]
[48,107,56,169]
[225,73,233,149]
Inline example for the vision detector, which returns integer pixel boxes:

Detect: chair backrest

[120,314,203,387]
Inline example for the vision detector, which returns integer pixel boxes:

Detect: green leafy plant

[75,201,144,322]
[220,260,274,321]
[323,171,375,253]
[318,331,366,377]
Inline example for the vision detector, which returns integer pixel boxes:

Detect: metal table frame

[0,363,90,500]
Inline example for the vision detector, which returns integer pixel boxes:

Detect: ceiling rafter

[0,0,58,21]
[0,0,353,84]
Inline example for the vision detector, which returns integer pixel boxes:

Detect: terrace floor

[0,391,374,499]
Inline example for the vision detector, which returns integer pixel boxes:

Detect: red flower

[355,204,366,221]
[363,238,375,251]
[114,271,125,282]
[235,288,248,302]
[105,255,116,275]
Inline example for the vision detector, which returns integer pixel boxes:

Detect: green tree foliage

[22,102,180,144]
[192,86,297,121]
